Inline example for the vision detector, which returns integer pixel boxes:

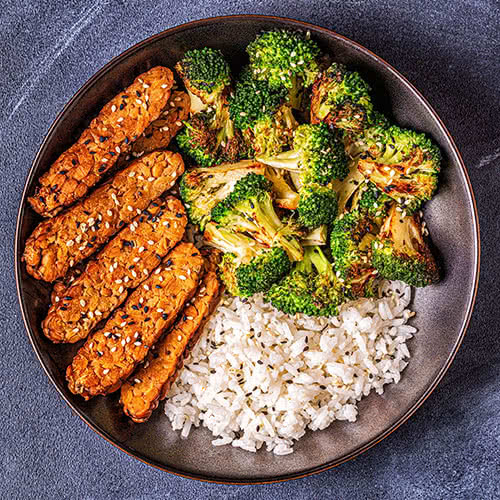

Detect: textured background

[1,1,499,498]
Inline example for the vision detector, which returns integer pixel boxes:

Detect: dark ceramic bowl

[15,15,479,483]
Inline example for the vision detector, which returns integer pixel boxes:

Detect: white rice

[164,280,415,455]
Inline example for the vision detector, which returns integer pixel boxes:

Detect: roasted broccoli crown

[246,29,322,91]
[229,72,297,157]
[371,205,439,287]
[265,246,346,316]
[211,173,304,261]
[257,123,348,184]
[177,108,249,167]
[175,47,231,112]
[310,63,374,132]
[297,183,338,229]
[330,210,377,278]
[179,160,266,229]
[204,223,291,297]
[355,124,441,211]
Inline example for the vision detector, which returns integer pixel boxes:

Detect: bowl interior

[16,16,478,482]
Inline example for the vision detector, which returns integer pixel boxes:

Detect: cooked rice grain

[164,280,415,455]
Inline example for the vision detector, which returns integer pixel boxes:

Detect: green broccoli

[330,210,379,298]
[265,246,346,317]
[210,173,304,261]
[175,47,231,114]
[176,108,249,166]
[246,29,322,108]
[179,160,266,229]
[371,205,439,287]
[354,124,441,211]
[229,72,297,158]
[310,63,374,132]
[297,183,338,229]
[203,223,291,297]
[256,123,348,184]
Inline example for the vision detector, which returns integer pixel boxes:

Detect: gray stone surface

[0,1,499,498]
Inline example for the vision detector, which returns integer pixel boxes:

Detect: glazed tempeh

[43,197,187,344]
[120,249,223,423]
[29,67,174,217]
[129,91,190,156]
[66,242,204,400]
[23,151,184,282]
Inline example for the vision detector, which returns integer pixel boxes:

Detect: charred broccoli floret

[175,47,231,114]
[301,225,328,246]
[355,124,441,211]
[265,246,346,316]
[179,160,266,229]
[176,108,249,166]
[256,123,348,184]
[330,210,379,298]
[311,63,374,132]
[204,223,291,297]
[371,205,439,287]
[229,72,297,157]
[246,29,322,108]
[210,173,304,261]
[297,183,338,229]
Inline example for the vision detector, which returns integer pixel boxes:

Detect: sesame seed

[111,346,117,353]
[123,276,129,283]
[66,240,74,247]
[104,332,111,337]
[134,378,141,384]
[177,335,182,341]
[127,205,133,211]
[179,275,186,280]
[120,322,126,327]
[114,262,118,269]
[103,369,109,375]
[175,121,182,127]
[95,310,102,316]
[138,246,145,253]
[135,98,142,105]
[161,84,168,88]
[72,327,79,333]
[131,270,137,278]
[143,269,148,275]
[134,341,142,346]
[143,284,150,291]
[115,279,122,284]
[80,299,86,307]
[126,336,131,343]
[148,240,154,245]
[148,177,155,182]
[118,286,124,293]
[55,296,60,303]
[121,339,126,346]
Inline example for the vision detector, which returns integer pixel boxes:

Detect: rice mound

[164,280,415,455]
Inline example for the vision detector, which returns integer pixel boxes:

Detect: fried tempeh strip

[23,151,184,282]
[120,248,223,423]
[66,243,204,400]
[129,91,190,156]
[29,67,174,217]
[43,197,188,343]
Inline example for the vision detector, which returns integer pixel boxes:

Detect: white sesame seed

[72,327,79,333]
[134,332,139,338]
[123,276,129,283]
[89,342,94,348]
[130,224,136,232]
[115,279,122,284]
[148,240,154,245]
[161,126,169,132]
[111,104,116,112]
[114,262,118,269]
[186,316,193,320]
[104,332,111,337]
[118,286,124,293]
[103,369,109,375]
[116,146,121,154]
[95,310,102,316]
[143,269,148,275]
[158,276,163,282]
[143,82,150,89]
[127,205,133,211]
[179,275,186,280]
[117,117,124,122]
[138,246,145,253]
[175,121,182,127]
[111,346,117,353]
[161,84,168,88]
[66,240,74,247]
[121,339,126,346]
[134,378,141,384]
[157,308,164,313]
[136,98,142,105]
[107,210,113,217]
[134,341,142,346]
[120,321,126,327]
[80,299,86,307]
[55,296,60,303]
[88,311,94,319]
[143,284,150,290]
[128,171,135,178]
[155,268,161,274]
[139,298,144,304]
[177,335,182,341]
[131,270,137,278]
[126,336,131,343]
[148,177,155,182]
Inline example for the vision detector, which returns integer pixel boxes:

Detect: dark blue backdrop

[1,1,498,498]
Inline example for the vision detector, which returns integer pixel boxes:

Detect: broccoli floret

[246,29,322,97]
[203,223,291,297]
[310,63,374,132]
[330,210,377,277]
[371,205,439,287]
[177,108,249,166]
[175,47,231,114]
[263,167,300,210]
[229,73,297,157]
[297,183,338,229]
[265,246,346,317]
[330,211,380,299]
[179,160,266,229]
[210,173,304,261]
[355,124,441,211]
[257,123,348,184]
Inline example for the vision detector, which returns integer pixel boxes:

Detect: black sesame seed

[86,243,93,248]
[71,159,77,165]
[90,236,97,242]
[84,139,91,145]
[132,305,139,310]
[64,296,72,300]
[121,314,129,319]
[127,321,134,326]
[97,351,103,357]
[257,360,263,365]
[89,151,96,155]
[59,170,68,175]
[60,306,67,311]
[319,385,327,390]
[98,166,105,172]
[139,216,144,223]
[83,210,90,215]
[109,151,115,156]
[136,90,141,97]
[155,285,161,289]
[124,137,129,144]
[120,103,125,110]
[166,260,172,266]
[99,136,106,142]
[122,95,128,98]
[175,213,183,218]
[162,314,168,320]
[119,221,125,227]
[155,254,162,260]
[144,306,149,313]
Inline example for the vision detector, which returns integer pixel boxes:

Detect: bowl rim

[14,13,480,484]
